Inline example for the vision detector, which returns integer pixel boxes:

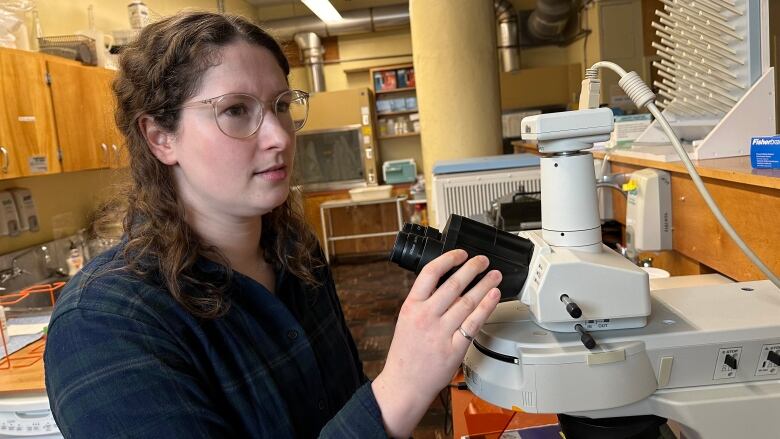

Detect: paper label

[28,155,48,173]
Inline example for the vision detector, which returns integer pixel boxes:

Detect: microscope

[391,108,780,438]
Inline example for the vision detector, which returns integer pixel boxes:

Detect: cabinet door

[95,69,128,169]
[47,59,109,171]
[0,111,23,180]
[0,48,61,177]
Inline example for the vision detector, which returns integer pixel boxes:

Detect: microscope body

[458,107,780,439]
[519,108,651,332]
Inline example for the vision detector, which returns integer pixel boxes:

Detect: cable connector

[578,76,601,110]
[618,71,655,109]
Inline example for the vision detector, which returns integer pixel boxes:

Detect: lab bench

[514,141,780,280]
[301,185,412,261]
[594,152,780,281]
[319,196,407,263]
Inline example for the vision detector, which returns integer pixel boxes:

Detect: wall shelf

[379,132,420,140]
[375,86,416,95]
[377,109,419,117]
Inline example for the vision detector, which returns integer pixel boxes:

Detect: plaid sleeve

[44,306,237,438]
[320,382,387,438]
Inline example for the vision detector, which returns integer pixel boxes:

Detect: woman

[44,11,501,438]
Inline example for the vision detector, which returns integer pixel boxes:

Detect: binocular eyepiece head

[389,215,535,302]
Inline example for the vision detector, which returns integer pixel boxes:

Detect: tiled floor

[332,258,451,439]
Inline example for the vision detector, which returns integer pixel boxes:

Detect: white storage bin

[348,185,393,202]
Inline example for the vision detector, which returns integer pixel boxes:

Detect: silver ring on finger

[458,325,474,342]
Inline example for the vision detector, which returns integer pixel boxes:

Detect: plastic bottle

[66,241,84,276]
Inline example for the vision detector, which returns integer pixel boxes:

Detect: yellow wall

[0,169,122,254]
[265,0,595,172]
[34,0,257,38]
[1,1,602,255]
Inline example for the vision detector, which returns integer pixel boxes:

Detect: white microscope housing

[518,108,650,332]
[463,107,780,439]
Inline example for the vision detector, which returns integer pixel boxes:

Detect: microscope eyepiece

[390,215,535,302]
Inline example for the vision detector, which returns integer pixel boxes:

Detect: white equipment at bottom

[0,393,61,438]
[464,277,780,439]
[431,154,541,228]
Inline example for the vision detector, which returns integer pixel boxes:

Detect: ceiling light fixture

[301,0,343,23]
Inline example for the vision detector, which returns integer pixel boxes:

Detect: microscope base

[464,279,780,439]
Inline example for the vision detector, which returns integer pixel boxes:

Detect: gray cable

[591,62,780,288]
[646,103,780,288]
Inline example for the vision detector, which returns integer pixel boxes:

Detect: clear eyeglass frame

[176,89,309,138]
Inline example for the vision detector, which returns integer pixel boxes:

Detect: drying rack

[0,282,65,370]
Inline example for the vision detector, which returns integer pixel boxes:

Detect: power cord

[587,61,780,289]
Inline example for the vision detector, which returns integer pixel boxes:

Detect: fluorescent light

[301,0,343,23]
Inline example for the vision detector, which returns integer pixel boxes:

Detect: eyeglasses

[177,89,309,138]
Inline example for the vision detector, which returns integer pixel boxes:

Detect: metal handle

[100,143,108,165]
[111,144,119,166]
[0,146,8,174]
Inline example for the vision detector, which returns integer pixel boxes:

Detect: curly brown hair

[114,11,322,319]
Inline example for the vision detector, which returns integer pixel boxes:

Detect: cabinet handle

[111,144,119,166]
[0,146,8,174]
[100,143,108,165]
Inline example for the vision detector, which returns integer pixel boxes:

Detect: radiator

[432,167,541,228]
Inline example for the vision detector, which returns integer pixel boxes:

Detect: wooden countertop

[512,141,780,189]
[593,151,780,190]
[0,338,46,393]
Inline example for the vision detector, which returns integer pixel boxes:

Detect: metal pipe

[263,3,409,41]
[527,0,573,41]
[264,4,409,92]
[294,32,326,92]
[494,0,520,72]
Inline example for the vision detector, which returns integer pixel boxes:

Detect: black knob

[560,294,582,319]
[768,350,780,367]
[724,354,738,370]
[566,303,582,319]
[574,324,597,350]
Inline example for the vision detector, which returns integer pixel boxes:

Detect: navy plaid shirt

[44,243,387,438]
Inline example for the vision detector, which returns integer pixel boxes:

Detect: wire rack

[38,35,97,66]
[0,282,65,370]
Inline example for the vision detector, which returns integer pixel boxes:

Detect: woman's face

[168,41,294,219]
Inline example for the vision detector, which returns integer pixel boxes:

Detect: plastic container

[383,159,417,184]
[348,185,393,202]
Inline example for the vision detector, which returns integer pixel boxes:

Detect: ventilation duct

[263,4,409,41]
[294,32,326,92]
[494,0,520,73]
[527,0,573,42]
[263,4,409,93]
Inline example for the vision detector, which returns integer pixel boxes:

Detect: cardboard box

[750,135,780,169]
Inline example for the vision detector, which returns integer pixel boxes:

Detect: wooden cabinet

[47,58,117,172]
[94,68,127,169]
[0,49,124,179]
[301,186,411,259]
[0,48,61,179]
[0,93,22,180]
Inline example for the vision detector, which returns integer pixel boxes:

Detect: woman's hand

[371,249,502,438]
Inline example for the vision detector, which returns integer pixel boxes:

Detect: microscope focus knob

[724,354,738,370]
[574,324,596,350]
[560,294,582,319]
[768,350,780,367]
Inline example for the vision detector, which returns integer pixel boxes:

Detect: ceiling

[245,0,295,5]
